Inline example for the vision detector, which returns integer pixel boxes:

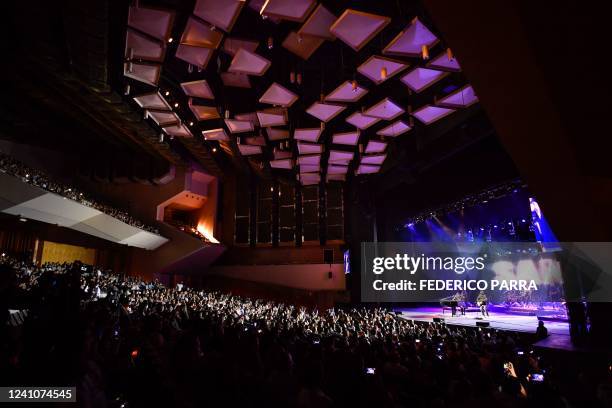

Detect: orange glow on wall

[197,223,219,243]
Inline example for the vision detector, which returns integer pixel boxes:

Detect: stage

[395,306,570,336]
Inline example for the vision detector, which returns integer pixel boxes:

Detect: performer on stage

[477,290,489,317]
[450,292,466,316]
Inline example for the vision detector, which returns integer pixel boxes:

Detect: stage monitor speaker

[433,317,444,323]
[476,321,490,328]
[323,249,333,264]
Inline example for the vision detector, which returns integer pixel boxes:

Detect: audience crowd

[1,256,611,408]
[0,151,160,234]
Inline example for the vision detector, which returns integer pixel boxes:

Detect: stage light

[212,148,217,152]
[189,121,194,126]
[164,91,170,96]
[168,37,173,43]
[174,103,179,108]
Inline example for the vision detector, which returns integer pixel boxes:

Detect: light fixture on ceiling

[164,91,170,96]
[174,102,179,108]
[380,66,388,80]
[358,144,364,154]
[290,71,296,83]
[159,132,164,142]
[189,121,194,126]
[124,84,130,95]
[187,64,194,73]
[296,72,302,85]
[351,80,358,92]
[447,48,454,61]
[421,44,429,60]
[224,109,230,119]
[212,147,217,152]
[168,37,173,43]
[267,36,273,49]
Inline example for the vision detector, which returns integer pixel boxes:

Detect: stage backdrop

[40,240,96,265]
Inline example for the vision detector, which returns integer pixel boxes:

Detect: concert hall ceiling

[9,0,499,188]
[120,0,487,185]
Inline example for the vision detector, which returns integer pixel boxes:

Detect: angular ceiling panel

[266,128,290,140]
[436,85,478,108]
[376,120,411,137]
[193,0,245,32]
[175,44,214,69]
[222,37,259,56]
[188,100,220,120]
[412,105,455,125]
[357,164,380,174]
[202,128,229,141]
[332,131,360,145]
[360,154,387,165]
[306,102,346,122]
[427,50,461,72]
[180,80,214,100]
[329,150,354,163]
[180,17,224,49]
[298,142,323,155]
[258,111,287,127]
[164,123,193,138]
[228,49,271,76]
[401,67,449,93]
[330,9,390,51]
[126,29,165,62]
[346,112,380,129]
[270,159,294,169]
[298,154,321,166]
[128,6,174,41]
[383,17,438,57]
[294,128,322,142]
[365,140,387,153]
[238,145,262,155]
[124,62,161,86]
[261,0,316,22]
[282,31,325,60]
[133,92,171,110]
[225,119,254,133]
[147,111,179,127]
[357,56,409,85]
[259,82,299,107]
[364,98,404,120]
[298,4,336,40]
[325,81,368,103]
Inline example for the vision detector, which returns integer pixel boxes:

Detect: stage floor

[395,306,570,336]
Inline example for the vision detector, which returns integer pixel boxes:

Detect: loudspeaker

[433,317,444,323]
[476,321,490,328]
[323,249,333,264]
